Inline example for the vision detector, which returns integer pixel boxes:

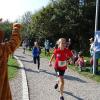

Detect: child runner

[49,38,72,100]
[22,40,27,54]
[32,42,41,72]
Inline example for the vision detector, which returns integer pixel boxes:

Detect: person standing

[71,50,78,64]
[75,51,85,71]
[22,40,27,54]
[44,39,50,56]
[89,38,94,65]
[0,19,21,100]
[32,42,41,72]
[49,38,72,100]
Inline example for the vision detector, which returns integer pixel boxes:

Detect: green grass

[41,49,100,82]
[8,57,19,79]
[40,48,51,60]
[68,57,100,82]
[27,48,100,82]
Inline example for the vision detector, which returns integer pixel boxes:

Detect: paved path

[10,47,100,100]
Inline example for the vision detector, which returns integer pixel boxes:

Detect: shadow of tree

[20,59,33,63]
[64,74,87,83]
[9,64,38,73]
[41,70,87,83]
[14,55,25,58]
[63,91,84,100]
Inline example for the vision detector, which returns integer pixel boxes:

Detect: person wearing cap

[0,19,21,100]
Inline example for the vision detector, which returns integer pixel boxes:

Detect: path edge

[14,56,29,100]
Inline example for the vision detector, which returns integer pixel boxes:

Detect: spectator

[89,38,94,65]
[44,39,50,56]
[75,51,85,71]
[71,50,78,64]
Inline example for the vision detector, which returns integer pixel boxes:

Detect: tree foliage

[21,0,96,50]
[0,20,12,40]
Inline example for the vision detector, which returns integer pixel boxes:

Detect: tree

[25,0,96,51]
[21,11,33,39]
[0,20,12,40]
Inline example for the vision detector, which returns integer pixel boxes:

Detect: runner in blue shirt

[32,42,41,72]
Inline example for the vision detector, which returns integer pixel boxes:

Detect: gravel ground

[10,48,100,100]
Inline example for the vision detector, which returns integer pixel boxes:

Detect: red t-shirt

[53,48,72,70]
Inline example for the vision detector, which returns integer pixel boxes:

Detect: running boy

[32,42,41,72]
[49,38,72,100]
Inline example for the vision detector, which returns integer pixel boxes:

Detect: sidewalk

[10,47,100,100]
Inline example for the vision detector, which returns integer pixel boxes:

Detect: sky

[0,0,50,22]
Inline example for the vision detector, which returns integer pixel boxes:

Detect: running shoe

[60,96,64,100]
[54,83,58,89]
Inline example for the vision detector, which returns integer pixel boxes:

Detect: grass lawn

[40,48,52,60]
[22,48,100,82]
[8,57,19,79]
[40,48,100,82]
[69,64,100,82]
[68,57,100,82]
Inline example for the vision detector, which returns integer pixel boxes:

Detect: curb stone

[14,56,29,100]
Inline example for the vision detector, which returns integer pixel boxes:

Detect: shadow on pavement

[20,59,33,63]
[64,74,87,83]
[24,67,39,73]
[14,55,25,58]
[41,71,87,83]
[63,91,84,100]
[9,65,38,73]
